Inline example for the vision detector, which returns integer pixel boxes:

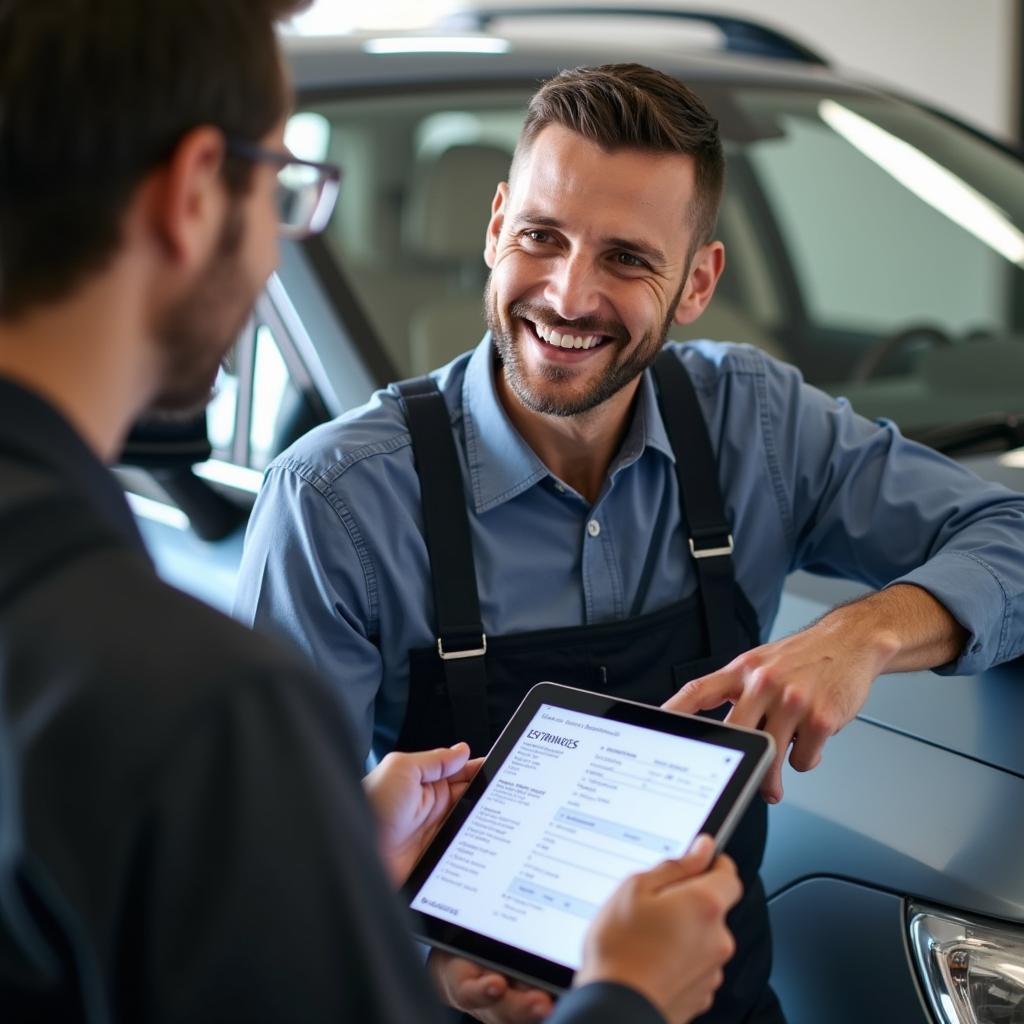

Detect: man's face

[149,123,284,415]
[484,124,704,418]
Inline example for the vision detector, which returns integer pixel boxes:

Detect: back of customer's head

[0,0,308,320]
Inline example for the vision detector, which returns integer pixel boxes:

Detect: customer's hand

[576,835,741,1024]
[429,953,555,1023]
[363,743,481,884]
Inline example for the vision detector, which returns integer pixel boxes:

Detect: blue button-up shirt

[235,337,1024,762]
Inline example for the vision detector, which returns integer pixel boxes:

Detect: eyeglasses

[226,138,341,240]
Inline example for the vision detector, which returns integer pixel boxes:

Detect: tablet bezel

[402,681,774,993]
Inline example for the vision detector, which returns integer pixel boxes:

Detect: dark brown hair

[0,0,310,318]
[513,63,725,250]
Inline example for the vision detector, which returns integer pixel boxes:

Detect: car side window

[298,92,527,379]
[207,359,239,461]
[208,319,321,477]
[746,101,1007,340]
[249,326,292,470]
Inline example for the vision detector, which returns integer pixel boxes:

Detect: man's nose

[543,253,601,323]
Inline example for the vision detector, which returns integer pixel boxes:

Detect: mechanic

[0,6,743,1022]
[236,61,1024,1024]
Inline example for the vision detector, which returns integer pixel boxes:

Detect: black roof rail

[435,7,828,66]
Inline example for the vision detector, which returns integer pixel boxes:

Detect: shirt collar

[461,335,676,513]
[626,365,676,465]
[0,375,149,553]
[462,336,550,513]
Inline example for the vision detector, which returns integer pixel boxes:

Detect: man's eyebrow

[605,235,668,266]
[512,212,564,230]
[511,213,669,266]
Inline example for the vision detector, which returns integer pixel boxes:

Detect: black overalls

[395,352,784,1023]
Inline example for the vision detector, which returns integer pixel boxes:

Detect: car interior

[301,83,1024,451]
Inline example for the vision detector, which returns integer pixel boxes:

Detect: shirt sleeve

[136,661,447,1024]
[234,460,382,762]
[763,354,1024,673]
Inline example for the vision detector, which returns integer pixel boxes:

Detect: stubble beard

[145,201,255,421]
[485,273,687,419]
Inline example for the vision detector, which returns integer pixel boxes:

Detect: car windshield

[295,82,1024,447]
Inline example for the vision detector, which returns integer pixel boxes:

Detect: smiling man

[485,118,721,503]
[237,64,1024,1024]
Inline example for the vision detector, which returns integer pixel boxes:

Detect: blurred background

[137,0,1024,615]
[284,0,1022,143]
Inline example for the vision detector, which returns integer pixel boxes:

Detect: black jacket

[0,378,660,1024]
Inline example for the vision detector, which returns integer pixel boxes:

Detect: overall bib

[395,352,783,1023]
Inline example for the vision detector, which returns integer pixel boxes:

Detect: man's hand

[665,584,967,803]
[429,953,555,1023]
[363,743,481,884]
[576,835,741,1024]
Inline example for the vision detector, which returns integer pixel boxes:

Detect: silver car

[119,11,1024,1022]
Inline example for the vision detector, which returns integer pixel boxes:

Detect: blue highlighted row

[507,877,599,920]
[553,807,682,856]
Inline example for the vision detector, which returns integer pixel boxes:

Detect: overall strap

[395,377,491,757]
[651,350,740,657]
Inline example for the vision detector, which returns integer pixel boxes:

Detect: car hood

[866,449,1024,779]
[859,662,1024,780]
[777,449,1024,780]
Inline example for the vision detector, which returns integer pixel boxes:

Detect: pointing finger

[755,688,808,803]
[664,669,742,715]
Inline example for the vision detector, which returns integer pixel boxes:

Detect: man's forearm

[820,583,968,675]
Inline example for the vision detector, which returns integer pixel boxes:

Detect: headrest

[403,143,512,262]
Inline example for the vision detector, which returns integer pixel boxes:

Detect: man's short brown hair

[513,63,725,251]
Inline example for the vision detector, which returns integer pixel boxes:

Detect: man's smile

[518,316,615,364]
[515,310,626,365]
[529,318,605,351]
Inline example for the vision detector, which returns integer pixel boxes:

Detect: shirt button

[587,519,601,538]
[554,482,566,494]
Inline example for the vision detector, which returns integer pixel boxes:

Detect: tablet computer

[402,682,774,993]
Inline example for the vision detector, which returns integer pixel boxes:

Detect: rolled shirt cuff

[889,550,1015,674]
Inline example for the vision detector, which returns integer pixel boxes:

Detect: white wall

[674,0,1020,142]
[291,0,1021,142]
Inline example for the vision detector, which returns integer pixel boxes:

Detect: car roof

[282,29,871,99]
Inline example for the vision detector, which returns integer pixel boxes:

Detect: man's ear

[673,241,726,326]
[146,126,229,270]
[483,181,509,269]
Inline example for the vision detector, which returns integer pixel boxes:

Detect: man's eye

[616,252,646,268]
[523,229,551,244]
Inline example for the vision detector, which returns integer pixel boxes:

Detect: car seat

[402,142,512,373]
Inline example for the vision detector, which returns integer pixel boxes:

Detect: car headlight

[909,903,1024,1024]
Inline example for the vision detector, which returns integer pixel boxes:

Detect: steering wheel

[849,324,955,384]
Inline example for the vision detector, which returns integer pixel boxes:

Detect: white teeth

[532,321,601,350]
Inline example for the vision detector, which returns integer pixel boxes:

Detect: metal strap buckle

[689,534,734,559]
[437,634,488,660]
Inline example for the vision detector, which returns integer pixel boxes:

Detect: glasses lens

[277,162,328,238]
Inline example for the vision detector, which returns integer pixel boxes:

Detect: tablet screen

[409,698,749,972]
